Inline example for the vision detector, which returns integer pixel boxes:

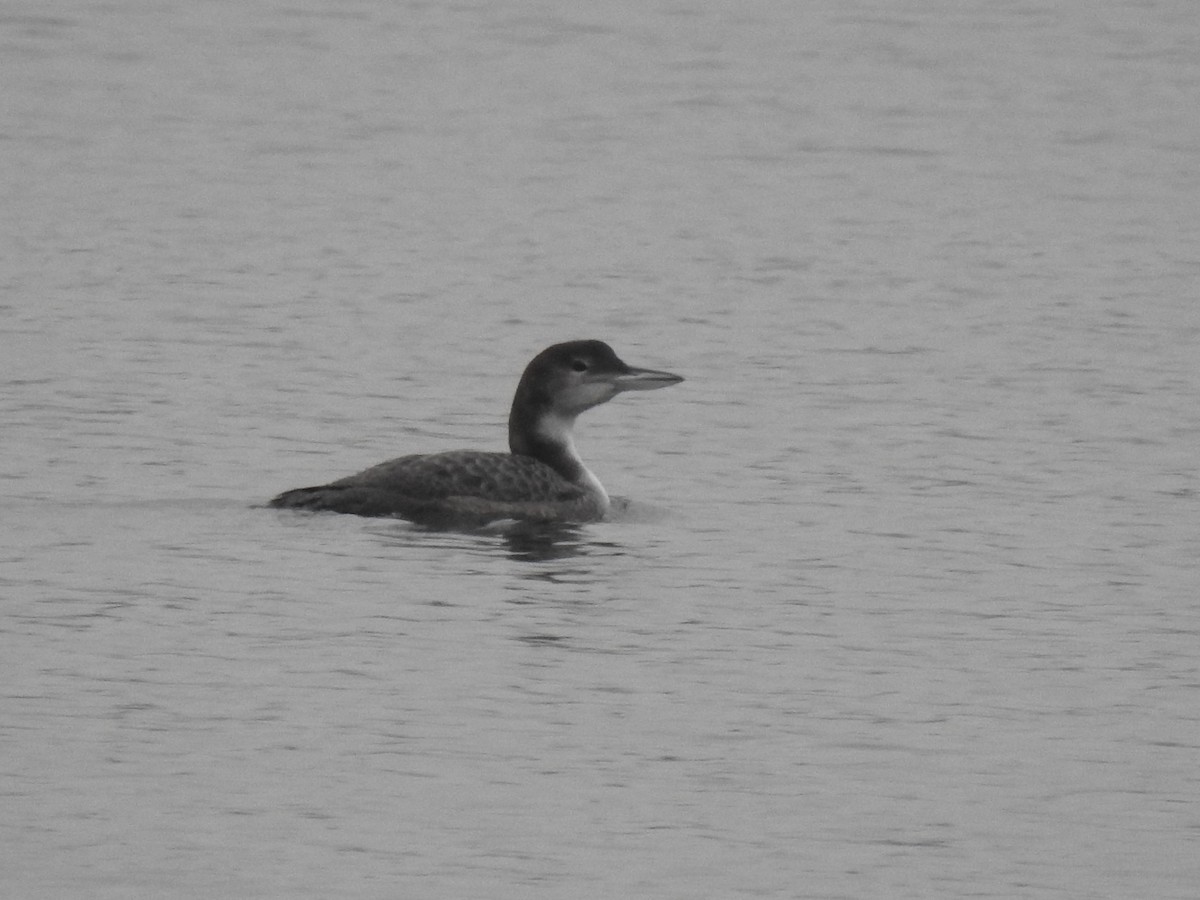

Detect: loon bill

[268,340,684,526]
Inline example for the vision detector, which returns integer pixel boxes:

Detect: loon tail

[269,484,421,518]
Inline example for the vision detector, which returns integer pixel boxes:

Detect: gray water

[3,1,1198,897]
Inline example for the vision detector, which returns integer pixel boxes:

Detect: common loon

[268,340,683,526]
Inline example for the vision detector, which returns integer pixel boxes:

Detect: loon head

[508,340,684,465]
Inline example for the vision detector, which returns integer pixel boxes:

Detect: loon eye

[570,359,589,373]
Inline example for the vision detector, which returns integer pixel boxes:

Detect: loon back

[269,450,606,525]
[268,340,683,526]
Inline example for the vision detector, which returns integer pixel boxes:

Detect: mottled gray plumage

[268,340,682,527]
[269,450,604,525]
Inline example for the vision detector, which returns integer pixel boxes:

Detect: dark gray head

[508,340,683,457]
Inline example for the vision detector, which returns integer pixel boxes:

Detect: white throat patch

[537,412,609,508]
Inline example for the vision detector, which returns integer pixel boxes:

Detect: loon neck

[509,408,609,505]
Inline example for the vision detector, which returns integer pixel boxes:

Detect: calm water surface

[3,1,1198,898]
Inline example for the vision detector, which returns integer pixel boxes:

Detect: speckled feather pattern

[269,449,605,524]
